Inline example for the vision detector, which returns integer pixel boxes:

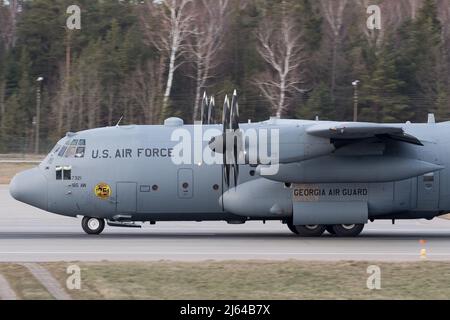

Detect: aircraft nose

[10,167,48,211]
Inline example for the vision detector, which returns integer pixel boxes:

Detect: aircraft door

[417,172,440,210]
[116,182,137,213]
[178,169,193,199]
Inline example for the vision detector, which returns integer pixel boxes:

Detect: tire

[293,225,326,237]
[82,216,105,235]
[332,224,364,237]
[287,221,299,234]
[325,225,336,235]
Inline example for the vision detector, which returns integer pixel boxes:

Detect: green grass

[0,163,37,184]
[2,261,450,300]
[0,264,53,299]
[41,260,450,300]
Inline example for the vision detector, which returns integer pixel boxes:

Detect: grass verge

[0,163,37,184]
[0,264,53,299]
[40,260,450,300]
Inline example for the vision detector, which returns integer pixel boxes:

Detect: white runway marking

[21,263,71,300]
[0,274,17,300]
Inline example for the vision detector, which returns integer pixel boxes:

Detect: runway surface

[2,185,450,262]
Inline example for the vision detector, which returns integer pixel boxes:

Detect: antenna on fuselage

[115,115,124,127]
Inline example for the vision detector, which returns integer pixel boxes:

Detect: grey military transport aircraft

[9,91,449,237]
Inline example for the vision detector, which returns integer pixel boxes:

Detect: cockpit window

[65,146,77,158]
[75,147,85,158]
[58,146,67,157]
[57,139,86,158]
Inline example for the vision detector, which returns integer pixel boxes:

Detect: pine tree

[17,48,33,118]
[1,94,27,152]
[361,41,411,123]
[393,0,443,121]
[297,83,334,120]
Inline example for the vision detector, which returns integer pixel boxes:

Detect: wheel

[82,216,105,235]
[325,225,336,235]
[332,224,364,237]
[293,225,326,237]
[287,221,299,234]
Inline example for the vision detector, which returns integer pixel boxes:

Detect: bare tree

[0,0,19,128]
[437,0,450,115]
[77,65,101,130]
[52,45,103,135]
[61,51,102,132]
[358,0,399,49]
[320,0,348,98]
[0,78,4,127]
[141,0,195,121]
[53,66,69,135]
[0,0,19,50]
[187,0,229,122]
[357,0,384,49]
[407,0,423,19]
[437,0,450,40]
[125,59,166,124]
[254,13,305,117]
[358,0,429,50]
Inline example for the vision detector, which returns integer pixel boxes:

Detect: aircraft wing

[306,122,423,146]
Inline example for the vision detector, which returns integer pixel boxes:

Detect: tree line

[0,0,449,153]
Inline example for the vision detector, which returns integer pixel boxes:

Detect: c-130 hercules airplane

[9,91,449,237]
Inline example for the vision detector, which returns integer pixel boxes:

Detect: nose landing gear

[82,216,105,235]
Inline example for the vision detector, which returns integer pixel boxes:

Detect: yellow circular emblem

[94,183,111,199]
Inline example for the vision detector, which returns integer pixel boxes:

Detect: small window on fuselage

[63,167,71,180]
[56,167,62,180]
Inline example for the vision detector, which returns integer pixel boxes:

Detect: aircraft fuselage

[9,118,450,236]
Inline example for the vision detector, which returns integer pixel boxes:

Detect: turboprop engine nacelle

[220,178,292,218]
[257,156,444,183]
[213,124,336,165]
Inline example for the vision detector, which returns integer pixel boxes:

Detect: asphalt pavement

[1,185,450,262]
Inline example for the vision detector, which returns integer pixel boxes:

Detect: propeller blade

[210,92,241,189]
[222,95,231,187]
[230,90,240,188]
[230,90,239,130]
[233,164,239,187]
[222,95,230,132]
[201,92,208,124]
[208,96,215,124]
[233,140,240,187]
[224,159,230,187]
